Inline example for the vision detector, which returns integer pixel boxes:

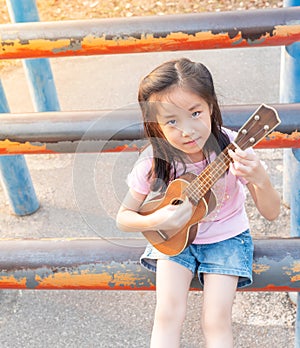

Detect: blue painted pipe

[6,0,60,112]
[0,81,39,215]
[280,1,300,214]
[0,81,9,113]
[0,156,39,216]
[23,59,61,112]
[280,0,300,347]
[281,46,300,207]
[291,146,300,348]
[6,0,40,21]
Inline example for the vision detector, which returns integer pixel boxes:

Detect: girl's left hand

[228,148,267,188]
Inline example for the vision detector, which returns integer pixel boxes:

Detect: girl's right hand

[150,197,193,237]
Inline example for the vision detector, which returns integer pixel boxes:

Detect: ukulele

[139,104,281,256]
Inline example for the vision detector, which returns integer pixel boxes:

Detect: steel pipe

[0,7,300,59]
[0,103,299,154]
[0,238,298,291]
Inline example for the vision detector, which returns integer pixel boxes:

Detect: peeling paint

[0,131,299,155]
[0,139,54,154]
[52,38,83,54]
[0,23,300,59]
[292,262,300,273]
[253,263,271,275]
[291,275,300,282]
[103,144,140,153]
[33,268,156,290]
[0,130,297,155]
[256,131,300,149]
[283,262,300,283]
[0,275,27,289]
[0,254,297,291]
[0,238,298,291]
[213,25,275,42]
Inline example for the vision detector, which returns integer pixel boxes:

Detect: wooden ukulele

[139,104,281,256]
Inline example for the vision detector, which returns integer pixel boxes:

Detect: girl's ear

[209,104,213,115]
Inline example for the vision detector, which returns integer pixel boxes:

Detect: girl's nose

[182,127,195,137]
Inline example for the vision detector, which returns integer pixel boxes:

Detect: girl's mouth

[184,137,201,145]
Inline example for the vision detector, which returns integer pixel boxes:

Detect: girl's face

[153,87,212,162]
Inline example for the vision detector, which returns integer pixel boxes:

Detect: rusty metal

[0,238,298,291]
[0,103,299,155]
[1,133,299,155]
[0,7,300,59]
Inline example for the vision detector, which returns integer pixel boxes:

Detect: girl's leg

[201,274,238,348]
[150,259,193,348]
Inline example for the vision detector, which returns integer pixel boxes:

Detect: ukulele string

[186,144,235,197]
[184,126,268,201]
[198,126,265,188]
[184,149,232,201]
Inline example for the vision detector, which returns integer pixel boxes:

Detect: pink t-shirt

[126,129,251,244]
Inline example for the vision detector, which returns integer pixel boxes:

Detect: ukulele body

[139,173,217,256]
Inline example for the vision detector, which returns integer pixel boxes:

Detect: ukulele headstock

[234,104,281,150]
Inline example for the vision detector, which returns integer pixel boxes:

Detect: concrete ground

[0,47,297,347]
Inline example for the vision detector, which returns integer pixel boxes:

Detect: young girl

[116,58,280,348]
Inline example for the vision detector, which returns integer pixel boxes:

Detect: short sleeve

[126,146,154,195]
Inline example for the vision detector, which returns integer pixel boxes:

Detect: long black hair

[138,58,230,191]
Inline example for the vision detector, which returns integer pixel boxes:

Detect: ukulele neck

[185,143,236,203]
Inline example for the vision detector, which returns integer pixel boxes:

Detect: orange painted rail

[0,238,298,291]
[0,8,300,59]
[0,131,299,155]
[0,104,299,154]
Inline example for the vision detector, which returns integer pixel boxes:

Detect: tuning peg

[264,125,270,131]
[254,115,260,121]
[250,137,255,143]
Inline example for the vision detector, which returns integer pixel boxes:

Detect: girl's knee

[201,307,232,335]
[154,299,187,328]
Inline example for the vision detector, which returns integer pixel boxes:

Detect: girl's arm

[246,180,280,221]
[228,148,280,221]
[116,189,152,232]
[116,188,193,233]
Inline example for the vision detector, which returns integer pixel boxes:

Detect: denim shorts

[140,229,254,289]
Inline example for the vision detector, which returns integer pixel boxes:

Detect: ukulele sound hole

[171,199,184,205]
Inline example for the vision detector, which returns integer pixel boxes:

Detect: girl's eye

[167,119,177,126]
[192,111,201,119]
